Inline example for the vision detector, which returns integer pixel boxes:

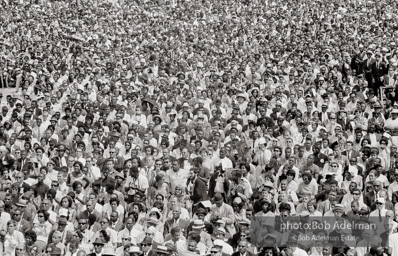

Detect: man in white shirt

[212,148,233,172]
[370,197,389,233]
[213,237,233,255]
[0,200,10,231]
[124,166,149,195]
[85,156,101,181]
[389,232,398,256]
[165,160,188,191]
[118,217,141,245]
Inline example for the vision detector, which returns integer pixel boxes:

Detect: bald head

[77,250,87,256]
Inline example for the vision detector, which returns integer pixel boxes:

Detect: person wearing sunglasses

[139,236,154,256]
[89,237,106,256]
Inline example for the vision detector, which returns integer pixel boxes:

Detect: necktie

[379,210,382,222]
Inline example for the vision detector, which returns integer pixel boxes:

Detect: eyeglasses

[110,151,116,153]
[38,215,44,218]
[238,245,246,248]
[374,185,380,187]
[352,193,360,195]
[331,165,338,168]
[79,222,87,225]
[122,238,131,240]
[100,221,107,224]
[94,244,103,247]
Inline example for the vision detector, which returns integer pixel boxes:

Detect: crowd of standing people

[2,0,398,255]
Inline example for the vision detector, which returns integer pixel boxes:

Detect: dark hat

[154,246,170,255]
[195,207,207,216]
[92,237,106,245]
[212,193,224,204]
[58,218,67,225]
[57,144,66,151]
[110,131,121,137]
[115,172,125,180]
[373,102,382,108]
[16,199,28,207]
[140,236,153,245]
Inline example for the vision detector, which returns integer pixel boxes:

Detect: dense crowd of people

[2,0,398,255]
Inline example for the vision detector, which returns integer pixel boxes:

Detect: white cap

[213,240,224,247]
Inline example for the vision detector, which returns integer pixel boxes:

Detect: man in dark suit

[30,100,43,118]
[109,210,124,231]
[93,148,106,170]
[78,199,101,221]
[371,51,388,96]
[370,191,393,211]
[97,127,109,148]
[51,144,68,168]
[364,181,376,208]
[337,110,349,131]
[107,150,125,172]
[187,167,208,206]
[364,50,375,88]
[208,164,230,201]
[231,240,255,256]
[140,236,157,256]
[178,147,193,171]
[163,205,190,237]
[342,141,360,161]
[193,157,210,181]
[16,151,33,172]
